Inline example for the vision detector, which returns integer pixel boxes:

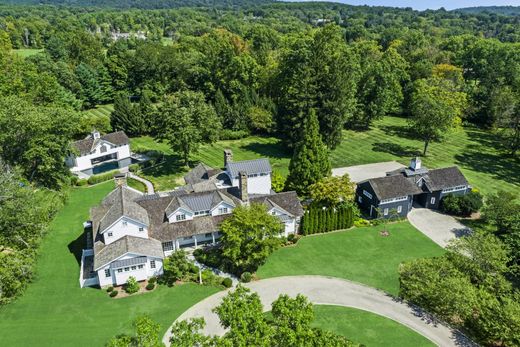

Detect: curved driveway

[163,276,475,347]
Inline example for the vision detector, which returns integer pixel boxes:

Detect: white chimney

[410,157,422,171]
[92,130,101,139]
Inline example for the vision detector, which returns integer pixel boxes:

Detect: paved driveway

[332,161,405,182]
[408,208,471,248]
[163,276,475,347]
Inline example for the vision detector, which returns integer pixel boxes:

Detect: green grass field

[127,177,147,192]
[83,104,114,118]
[257,222,444,295]
[0,182,219,347]
[12,48,44,57]
[312,305,434,347]
[130,116,519,194]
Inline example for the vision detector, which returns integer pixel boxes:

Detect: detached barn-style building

[356,158,470,219]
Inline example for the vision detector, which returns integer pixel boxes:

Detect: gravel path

[127,172,155,194]
[332,161,405,182]
[408,208,471,248]
[162,276,475,347]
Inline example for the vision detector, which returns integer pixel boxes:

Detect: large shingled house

[356,157,471,219]
[80,150,303,288]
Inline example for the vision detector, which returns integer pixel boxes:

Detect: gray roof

[426,167,469,191]
[97,186,149,234]
[226,159,271,178]
[94,235,163,270]
[110,256,147,269]
[72,131,129,156]
[164,190,236,216]
[250,191,304,217]
[365,175,423,200]
[184,163,215,185]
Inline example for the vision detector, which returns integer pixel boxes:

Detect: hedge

[87,170,119,185]
[301,205,354,235]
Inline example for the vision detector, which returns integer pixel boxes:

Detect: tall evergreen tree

[285,109,331,196]
[110,93,146,136]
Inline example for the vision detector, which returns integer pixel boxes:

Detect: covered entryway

[412,193,427,208]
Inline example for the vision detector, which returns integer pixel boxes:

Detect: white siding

[269,207,297,237]
[102,217,148,245]
[167,208,194,223]
[70,143,131,172]
[98,254,164,287]
[230,175,272,195]
[210,202,234,216]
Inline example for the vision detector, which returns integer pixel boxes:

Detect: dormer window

[100,145,107,153]
[176,214,186,222]
[218,207,229,214]
[122,221,128,227]
[108,232,113,237]
[139,227,144,232]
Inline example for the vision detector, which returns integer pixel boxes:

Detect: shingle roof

[250,191,304,217]
[93,235,163,270]
[426,167,469,191]
[183,163,215,185]
[72,131,129,156]
[227,159,271,178]
[97,186,148,234]
[164,190,237,217]
[366,175,423,200]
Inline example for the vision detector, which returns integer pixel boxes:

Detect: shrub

[125,276,140,294]
[128,163,140,173]
[106,286,114,293]
[87,170,119,185]
[441,191,483,217]
[148,276,157,284]
[145,283,155,291]
[70,175,78,185]
[76,178,88,186]
[240,272,252,283]
[109,290,118,297]
[193,248,223,269]
[201,269,225,286]
[160,250,198,286]
[354,218,371,228]
[222,278,233,288]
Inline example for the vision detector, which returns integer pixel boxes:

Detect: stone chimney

[114,173,127,187]
[224,149,233,167]
[238,171,248,203]
[410,157,422,171]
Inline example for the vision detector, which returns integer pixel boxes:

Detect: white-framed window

[150,260,156,269]
[124,267,129,272]
[431,197,436,205]
[107,232,113,237]
[104,269,110,277]
[162,241,174,251]
[176,214,186,222]
[358,196,362,203]
[138,264,144,269]
[131,266,136,270]
[442,185,467,193]
[271,211,277,215]
[100,145,107,153]
[205,233,212,238]
[383,208,389,216]
[117,269,123,273]
[397,205,402,213]
[194,210,210,216]
[139,227,144,232]
[122,220,128,227]
[363,190,372,199]
[218,207,229,214]
[380,196,408,204]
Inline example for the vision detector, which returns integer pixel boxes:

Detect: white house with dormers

[67,130,132,177]
[80,150,303,288]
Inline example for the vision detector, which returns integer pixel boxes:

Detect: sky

[292,0,520,10]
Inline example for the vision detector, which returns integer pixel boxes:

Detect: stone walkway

[127,172,155,194]
[332,161,405,182]
[162,276,475,347]
[408,208,472,248]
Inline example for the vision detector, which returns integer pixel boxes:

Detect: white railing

[79,249,99,288]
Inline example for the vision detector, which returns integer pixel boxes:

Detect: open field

[0,182,219,347]
[12,48,44,57]
[83,104,114,119]
[130,116,519,195]
[313,305,435,347]
[257,222,444,295]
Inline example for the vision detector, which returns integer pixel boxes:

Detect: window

[107,232,113,237]
[117,269,123,273]
[430,197,436,205]
[397,205,402,213]
[380,196,408,204]
[131,266,137,270]
[162,241,174,251]
[150,260,156,269]
[138,264,144,269]
[122,220,128,227]
[124,267,129,272]
[183,236,192,241]
[104,269,110,277]
[271,211,276,215]
[358,196,362,203]
[363,190,372,199]
[218,207,229,214]
[176,214,186,222]
[442,185,467,193]
[205,233,212,238]
[139,227,144,232]
[100,145,107,153]
[383,208,389,216]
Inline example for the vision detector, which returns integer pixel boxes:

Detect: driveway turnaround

[408,208,471,248]
[163,276,475,347]
[332,161,405,182]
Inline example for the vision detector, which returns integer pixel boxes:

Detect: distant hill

[0,0,274,9]
[454,6,520,15]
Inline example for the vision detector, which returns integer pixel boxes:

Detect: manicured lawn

[312,305,435,347]
[257,222,444,295]
[83,104,114,118]
[127,177,147,192]
[130,116,518,195]
[131,136,290,191]
[12,48,44,57]
[0,182,219,347]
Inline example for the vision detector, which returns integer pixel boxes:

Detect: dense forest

[0,1,519,345]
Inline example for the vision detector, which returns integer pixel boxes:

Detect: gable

[210,201,234,213]
[101,216,148,234]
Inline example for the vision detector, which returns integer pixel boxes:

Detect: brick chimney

[224,149,233,167]
[239,171,248,203]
